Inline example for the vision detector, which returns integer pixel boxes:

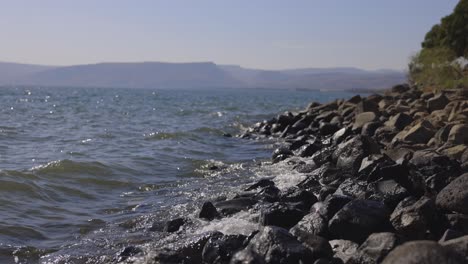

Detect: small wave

[31,159,113,176]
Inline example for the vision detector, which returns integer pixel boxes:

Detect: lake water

[0,86,355,263]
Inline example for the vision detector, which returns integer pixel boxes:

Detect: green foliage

[409,0,468,90]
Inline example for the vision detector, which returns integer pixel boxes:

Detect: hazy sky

[0,0,459,70]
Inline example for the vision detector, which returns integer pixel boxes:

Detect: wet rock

[312,147,336,167]
[318,186,337,201]
[334,179,367,198]
[290,212,329,238]
[231,226,314,264]
[280,188,318,211]
[353,112,378,131]
[328,199,391,243]
[320,195,353,220]
[255,185,281,203]
[293,163,317,173]
[427,93,449,112]
[118,246,142,262]
[329,239,359,264]
[313,163,342,186]
[202,234,247,264]
[155,231,223,264]
[332,128,350,144]
[448,124,468,145]
[199,202,220,221]
[382,240,464,264]
[298,140,322,157]
[390,196,441,239]
[436,173,468,214]
[272,146,293,163]
[260,203,305,229]
[164,217,186,232]
[288,138,308,151]
[385,113,413,131]
[245,179,275,191]
[215,198,257,216]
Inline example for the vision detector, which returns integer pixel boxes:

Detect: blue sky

[0,0,459,70]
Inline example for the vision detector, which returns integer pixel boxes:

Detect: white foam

[195,211,259,236]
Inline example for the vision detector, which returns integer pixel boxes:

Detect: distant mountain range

[0,61,406,90]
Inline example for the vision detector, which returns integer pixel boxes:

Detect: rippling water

[0,86,354,263]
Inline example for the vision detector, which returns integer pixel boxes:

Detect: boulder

[382,240,464,264]
[440,235,468,262]
[272,146,293,163]
[214,198,257,216]
[390,196,440,239]
[355,100,379,114]
[291,233,333,260]
[328,199,391,243]
[348,232,402,264]
[231,226,314,264]
[164,218,186,232]
[199,202,220,221]
[427,93,449,112]
[384,113,413,131]
[367,179,409,209]
[436,173,468,214]
[245,179,275,191]
[353,112,378,131]
[202,234,246,264]
[333,136,380,175]
[290,212,329,238]
[448,124,468,145]
[392,120,435,144]
[329,239,359,264]
[260,203,305,229]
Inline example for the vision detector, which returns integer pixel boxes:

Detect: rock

[332,128,351,144]
[245,179,275,191]
[439,229,464,243]
[361,121,381,137]
[260,203,305,229]
[427,93,449,112]
[440,235,468,262]
[385,113,413,131]
[441,144,467,160]
[391,84,410,94]
[272,146,293,163]
[231,226,314,264]
[214,198,257,216]
[164,218,186,232]
[328,199,391,243]
[355,100,379,114]
[436,173,468,214]
[393,120,435,144]
[448,124,468,145]
[290,212,329,238]
[319,122,340,136]
[333,136,380,175]
[298,140,322,157]
[348,232,402,264]
[334,179,367,198]
[118,246,142,262]
[353,112,378,131]
[202,234,246,264]
[320,195,353,220]
[390,196,441,239]
[367,180,409,209]
[280,188,318,211]
[199,202,220,221]
[292,233,333,260]
[446,213,468,234]
[348,95,362,104]
[288,138,308,151]
[382,240,464,264]
[329,239,359,264]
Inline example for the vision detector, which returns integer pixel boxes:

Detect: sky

[0,0,460,70]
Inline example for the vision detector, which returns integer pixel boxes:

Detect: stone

[328,199,391,243]
[320,195,353,220]
[290,212,329,238]
[440,235,468,262]
[367,180,409,209]
[164,218,186,232]
[329,239,359,264]
[280,188,318,211]
[382,240,464,264]
[439,229,464,243]
[272,146,293,163]
[436,173,468,214]
[448,124,468,145]
[245,179,275,191]
[393,120,435,144]
[361,121,381,137]
[260,203,305,229]
[334,179,367,198]
[353,112,378,131]
[298,141,322,157]
[118,246,142,262]
[427,93,449,112]
[441,145,467,160]
[202,234,246,264]
[391,84,410,94]
[333,136,380,175]
[384,113,413,131]
[390,196,440,239]
[199,202,220,221]
[231,226,314,264]
[291,233,333,260]
[348,232,402,264]
[214,198,257,216]
[332,128,350,144]
[355,100,379,114]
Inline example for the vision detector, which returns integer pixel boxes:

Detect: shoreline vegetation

[129,83,468,264]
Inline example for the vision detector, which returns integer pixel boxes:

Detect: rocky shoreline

[131,85,468,263]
